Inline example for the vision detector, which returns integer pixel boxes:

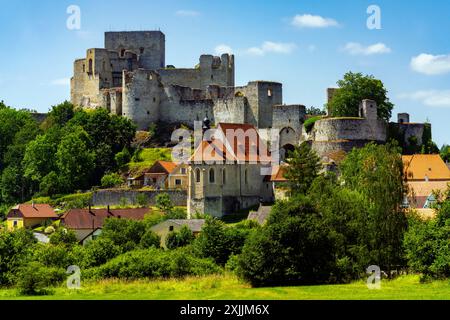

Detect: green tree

[284,142,321,196]
[115,147,132,167]
[45,101,75,128]
[15,261,65,296]
[100,218,147,252]
[101,172,124,188]
[237,196,338,287]
[23,132,59,183]
[340,142,407,275]
[440,145,450,163]
[328,72,394,121]
[49,228,78,246]
[156,193,174,214]
[56,127,95,192]
[39,171,62,196]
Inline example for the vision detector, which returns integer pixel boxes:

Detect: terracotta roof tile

[403,154,450,181]
[8,204,57,219]
[62,208,151,230]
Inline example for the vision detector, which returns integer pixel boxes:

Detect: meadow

[1,274,449,300]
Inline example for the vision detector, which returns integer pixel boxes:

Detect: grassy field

[128,148,172,175]
[1,274,450,300]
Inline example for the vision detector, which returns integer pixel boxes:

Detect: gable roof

[148,161,178,175]
[403,154,450,181]
[189,123,271,164]
[8,204,57,219]
[152,219,205,233]
[61,208,151,230]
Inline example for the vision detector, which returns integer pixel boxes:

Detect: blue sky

[0,0,449,147]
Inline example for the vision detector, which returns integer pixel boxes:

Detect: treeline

[0,101,136,211]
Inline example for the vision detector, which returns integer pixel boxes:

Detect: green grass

[1,274,450,300]
[128,148,172,175]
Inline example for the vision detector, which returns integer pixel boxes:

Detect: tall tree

[284,142,321,196]
[340,142,407,275]
[328,72,394,121]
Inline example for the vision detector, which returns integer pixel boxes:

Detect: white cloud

[398,90,450,108]
[245,41,296,56]
[291,14,339,28]
[411,53,450,75]
[214,44,233,55]
[343,42,391,56]
[175,10,200,17]
[50,78,70,86]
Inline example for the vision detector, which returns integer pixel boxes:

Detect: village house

[6,203,58,231]
[61,206,151,244]
[403,154,450,216]
[127,161,188,190]
[150,219,205,248]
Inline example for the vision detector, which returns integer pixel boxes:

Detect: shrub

[166,225,194,250]
[94,247,220,280]
[115,148,131,167]
[140,230,161,249]
[15,261,65,295]
[136,193,149,207]
[303,116,322,133]
[156,193,173,213]
[0,229,37,285]
[166,207,187,220]
[101,172,124,188]
[49,228,78,246]
[100,218,146,252]
[44,226,55,234]
[83,238,122,267]
[34,243,77,269]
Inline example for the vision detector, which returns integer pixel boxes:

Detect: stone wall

[105,31,165,70]
[398,123,425,146]
[92,190,187,207]
[312,118,387,142]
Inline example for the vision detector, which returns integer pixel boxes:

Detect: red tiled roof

[190,123,271,163]
[8,204,57,219]
[403,155,450,181]
[61,208,151,230]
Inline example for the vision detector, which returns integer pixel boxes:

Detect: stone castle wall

[312,118,387,142]
[92,189,187,207]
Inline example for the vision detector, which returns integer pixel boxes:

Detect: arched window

[244,169,248,185]
[222,168,226,184]
[195,169,201,183]
[88,59,93,74]
[209,168,215,184]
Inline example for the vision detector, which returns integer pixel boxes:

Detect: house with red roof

[61,206,151,243]
[127,160,188,190]
[6,203,58,231]
[403,154,450,213]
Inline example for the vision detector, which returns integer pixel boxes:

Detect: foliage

[404,201,450,279]
[101,172,124,188]
[327,72,394,121]
[303,116,321,133]
[82,238,122,268]
[92,247,220,280]
[305,106,326,116]
[139,230,161,249]
[441,145,450,163]
[0,229,37,285]
[15,261,65,296]
[155,193,174,213]
[166,225,195,249]
[340,142,407,274]
[49,228,78,246]
[237,196,339,287]
[115,148,131,168]
[100,218,147,252]
[284,142,321,196]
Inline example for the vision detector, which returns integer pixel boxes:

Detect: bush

[49,228,78,246]
[156,193,173,213]
[101,172,124,188]
[0,229,37,285]
[140,230,161,249]
[136,193,149,207]
[166,207,187,220]
[94,247,220,280]
[34,244,77,269]
[115,148,131,167]
[15,261,65,295]
[100,218,146,252]
[303,116,322,133]
[83,238,122,267]
[166,225,194,250]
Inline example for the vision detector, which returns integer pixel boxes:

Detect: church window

[196,169,201,183]
[209,168,215,183]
